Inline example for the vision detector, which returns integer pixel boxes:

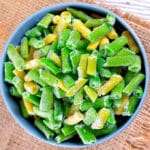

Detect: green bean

[125,71,137,85]
[75,124,96,144]
[76,40,90,50]
[70,50,81,74]
[123,73,145,96]
[9,86,21,97]
[39,58,61,75]
[89,23,112,42]
[89,74,101,90]
[63,102,70,117]
[39,69,58,87]
[37,13,54,28]
[111,80,125,100]
[54,87,66,98]
[35,90,42,97]
[12,76,25,95]
[20,37,29,59]
[7,44,25,71]
[38,45,51,56]
[19,100,29,118]
[34,119,54,139]
[97,57,112,78]
[55,133,75,144]
[116,48,135,56]
[42,28,51,36]
[66,30,81,50]
[123,96,140,116]
[29,38,45,49]
[107,109,116,125]
[67,8,90,22]
[85,18,106,28]
[23,92,40,106]
[4,62,15,83]
[106,14,116,26]
[50,40,58,54]
[61,125,76,136]
[25,26,42,38]
[25,70,46,87]
[61,47,72,73]
[74,88,83,105]
[133,86,144,99]
[39,86,53,112]
[83,108,97,126]
[57,29,71,49]
[104,36,128,56]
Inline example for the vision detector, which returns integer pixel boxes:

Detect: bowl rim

[0,1,149,148]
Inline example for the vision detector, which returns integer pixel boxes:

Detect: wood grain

[100,0,150,21]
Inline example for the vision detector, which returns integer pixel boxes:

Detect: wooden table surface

[100,0,150,21]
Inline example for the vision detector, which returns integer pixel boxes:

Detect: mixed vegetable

[4,8,145,144]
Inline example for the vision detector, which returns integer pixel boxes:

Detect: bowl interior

[0,2,149,148]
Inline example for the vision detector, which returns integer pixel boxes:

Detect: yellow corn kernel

[58,79,68,92]
[44,34,57,45]
[26,47,36,61]
[52,15,61,24]
[87,56,97,76]
[47,51,61,67]
[92,108,110,129]
[107,28,118,40]
[54,12,71,34]
[65,111,84,125]
[13,69,25,80]
[73,20,91,39]
[67,104,80,116]
[122,31,139,53]
[97,74,123,96]
[99,37,110,46]
[87,39,100,51]
[24,59,40,70]
[23,99,34,115]
[24,81,39,94]
[115,95,129,115]
[66,78,88,97]
[78,54,89,78]
[84,85,98,102]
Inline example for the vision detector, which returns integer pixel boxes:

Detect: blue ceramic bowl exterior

[0,2,149,148]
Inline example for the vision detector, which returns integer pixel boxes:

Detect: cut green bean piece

[113,99,122,108]
[61,125,76,136]
[55,133,75,144]
[123,73,145,96]
[111,80,125,100]
[116,48,135,56]
[25,26,42,38]
[29,38,45,49]
[20,37,29,59]
[54,99,63,122]
[34,119,54,139]
[85,18,106,28]
[43,28,51,36]
[83,108,97,126]
[33,107,52,118]
[67,8,90,22]
[9,86,21,97]
[106,14,116,26]
[25,70,46,87]
[49,40,58,54]
[70,50,81,74]
[107,109,116,125]
[54,87,66,98]
[89,74,101,90]
[35,90,42,97]
[39,45,50,56]
[12,76,25,95]
[104,55,134,67]
[40,86,53,112]
[64,102,70,117]
[38,13,54,28]
[76,40,90,50]
[57,29,71,49]
[125,71,137,85]
[123,96,140,116]
[19,100,29,118]
[75,124,96,144]
[105,36,128,56]
[66,30,81,50]
[39,58,61,75]
[97,57,112,78]
[74,88,83,105]
[4,62,15,83]
[80,100,93,112]
[61,47,72,73]
[133,86,144,99]
[39,69,58,87]
[89,23,112,42]
[7,44,25,71]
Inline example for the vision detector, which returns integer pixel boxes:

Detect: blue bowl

[0,2,149,148]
